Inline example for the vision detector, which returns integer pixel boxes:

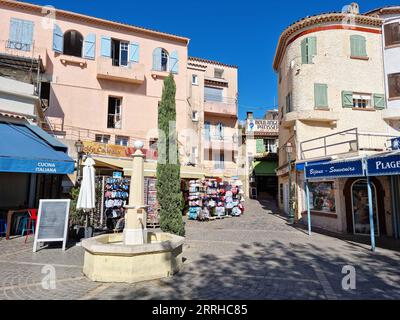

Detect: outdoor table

[6,209,29,240]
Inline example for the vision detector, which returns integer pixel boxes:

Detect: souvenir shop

[186,178,245,221]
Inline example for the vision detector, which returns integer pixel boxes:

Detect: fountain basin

[81,232,185,283]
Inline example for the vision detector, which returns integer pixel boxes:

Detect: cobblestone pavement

[0,199,399,300]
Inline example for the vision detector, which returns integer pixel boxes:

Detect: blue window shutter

[53,24,63,53]
[129,42,139,63]
[152,48,162,71]
[9,18,34,51]
[100,36,111,58]
[169,50,179,74]
[83,34,96,60]
[9,19,19,43]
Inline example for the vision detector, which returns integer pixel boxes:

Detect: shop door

[351,179,379,236]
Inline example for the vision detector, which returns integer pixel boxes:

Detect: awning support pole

[392,176,400,239]
[304,168,311,236]
[367,175,376,252]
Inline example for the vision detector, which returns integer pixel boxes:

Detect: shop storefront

[0,121,75,238]
[304,154,400,250]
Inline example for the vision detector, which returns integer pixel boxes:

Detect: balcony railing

[204,95,237,117]
[300,128,397,160]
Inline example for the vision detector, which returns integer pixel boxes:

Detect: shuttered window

[285,92,292,113]
[350,35,367,57]
[129,42,139,63]
[101,36,111,57]
[53,24,63,53]
[373,94,385,110]
[8,18,34,51]
[301,37,317,64]
[384,22,400,47]
[314,83,328,108]
[83,34,96,60]
[342,91,354,108]
[388,73,400,99]
[205,86,223,102]
[169,50,179,74]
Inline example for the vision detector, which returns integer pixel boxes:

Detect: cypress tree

[156,74,185,236]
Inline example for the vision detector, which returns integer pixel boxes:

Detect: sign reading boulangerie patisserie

[246,119,279,136]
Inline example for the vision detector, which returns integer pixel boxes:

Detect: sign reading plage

[305,160,364,180]
[33,200,70,253]
[367,154,400,176]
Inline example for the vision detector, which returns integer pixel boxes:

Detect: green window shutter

[342,91,353,108]
[350,35,367,57]
[256,139,266,154]
[301,38,308,64]
[314,83,328,108]
[307,36,317,62]
[373,94,385,110]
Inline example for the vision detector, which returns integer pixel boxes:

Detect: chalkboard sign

[33,200,70,253]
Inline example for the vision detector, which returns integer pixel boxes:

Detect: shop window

[388,73,400,99]
[115,136,129,146]
[63,30,83,58]
[384,22,400,47]
[95,134,110,144]
[308,181,336,213]
[107,97,122,129]
[351,179,379,235]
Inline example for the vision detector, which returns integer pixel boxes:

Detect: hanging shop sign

[367,154,400,176]
[246,119,279,136]
[391,137,400,151]
[33,200,70,252]
[305,160,364,180]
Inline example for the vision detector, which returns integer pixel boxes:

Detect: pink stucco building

[0,0,240,179]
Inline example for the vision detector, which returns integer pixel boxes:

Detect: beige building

[274,3,399,237]
[0,0,240,180]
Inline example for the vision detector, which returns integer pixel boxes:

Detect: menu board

[33,200,70,252]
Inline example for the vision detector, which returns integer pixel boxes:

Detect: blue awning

[367,153,400,176]
[0,122,75,174]
[305,159,364,180]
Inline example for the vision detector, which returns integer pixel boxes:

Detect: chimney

[246,112,254,120]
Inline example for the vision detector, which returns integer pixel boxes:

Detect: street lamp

[286,142,295,224]
[75,139,84,186]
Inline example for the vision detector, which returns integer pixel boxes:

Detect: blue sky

[26,0,398,120]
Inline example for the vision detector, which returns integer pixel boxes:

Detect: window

[285,92,292,113]
[214,68,224,79]
[192,74,198,85]
[264,139,277,153]
[214,151,225,169]
[314,83,328,108]
[350,35,367,58]
[308,182,336,213]
[8,18,34,52]
[152,48,169,72]
[205,86,223,102]
[107,97,122,129]
[301,36,317,64]
[95,135,110,144]
[192,111,199,122]
[215,123,224,140]
[111,39,129,67]
[204,122,211,141]
[388,73,400,99]
[352,94,371,109]
[63,30,83,57]
[115,136,129,146]
[384,22,400,47]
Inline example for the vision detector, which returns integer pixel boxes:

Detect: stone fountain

[81,141,185,283]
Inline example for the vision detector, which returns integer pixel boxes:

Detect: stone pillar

[124,147,147,245]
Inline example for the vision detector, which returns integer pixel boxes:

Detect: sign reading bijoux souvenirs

[33,200,70,252]
[246,119,279,136]
[305,160,364,180]
[367,154,400,176]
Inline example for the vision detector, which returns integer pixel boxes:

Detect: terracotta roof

[0,111,33,120]
[189,57,238,69]
[1,0,189,44]
[365,6,400,17]
[273,12,382,71]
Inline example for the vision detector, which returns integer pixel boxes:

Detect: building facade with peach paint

[0,0,240,183]
[274,3,400,238]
